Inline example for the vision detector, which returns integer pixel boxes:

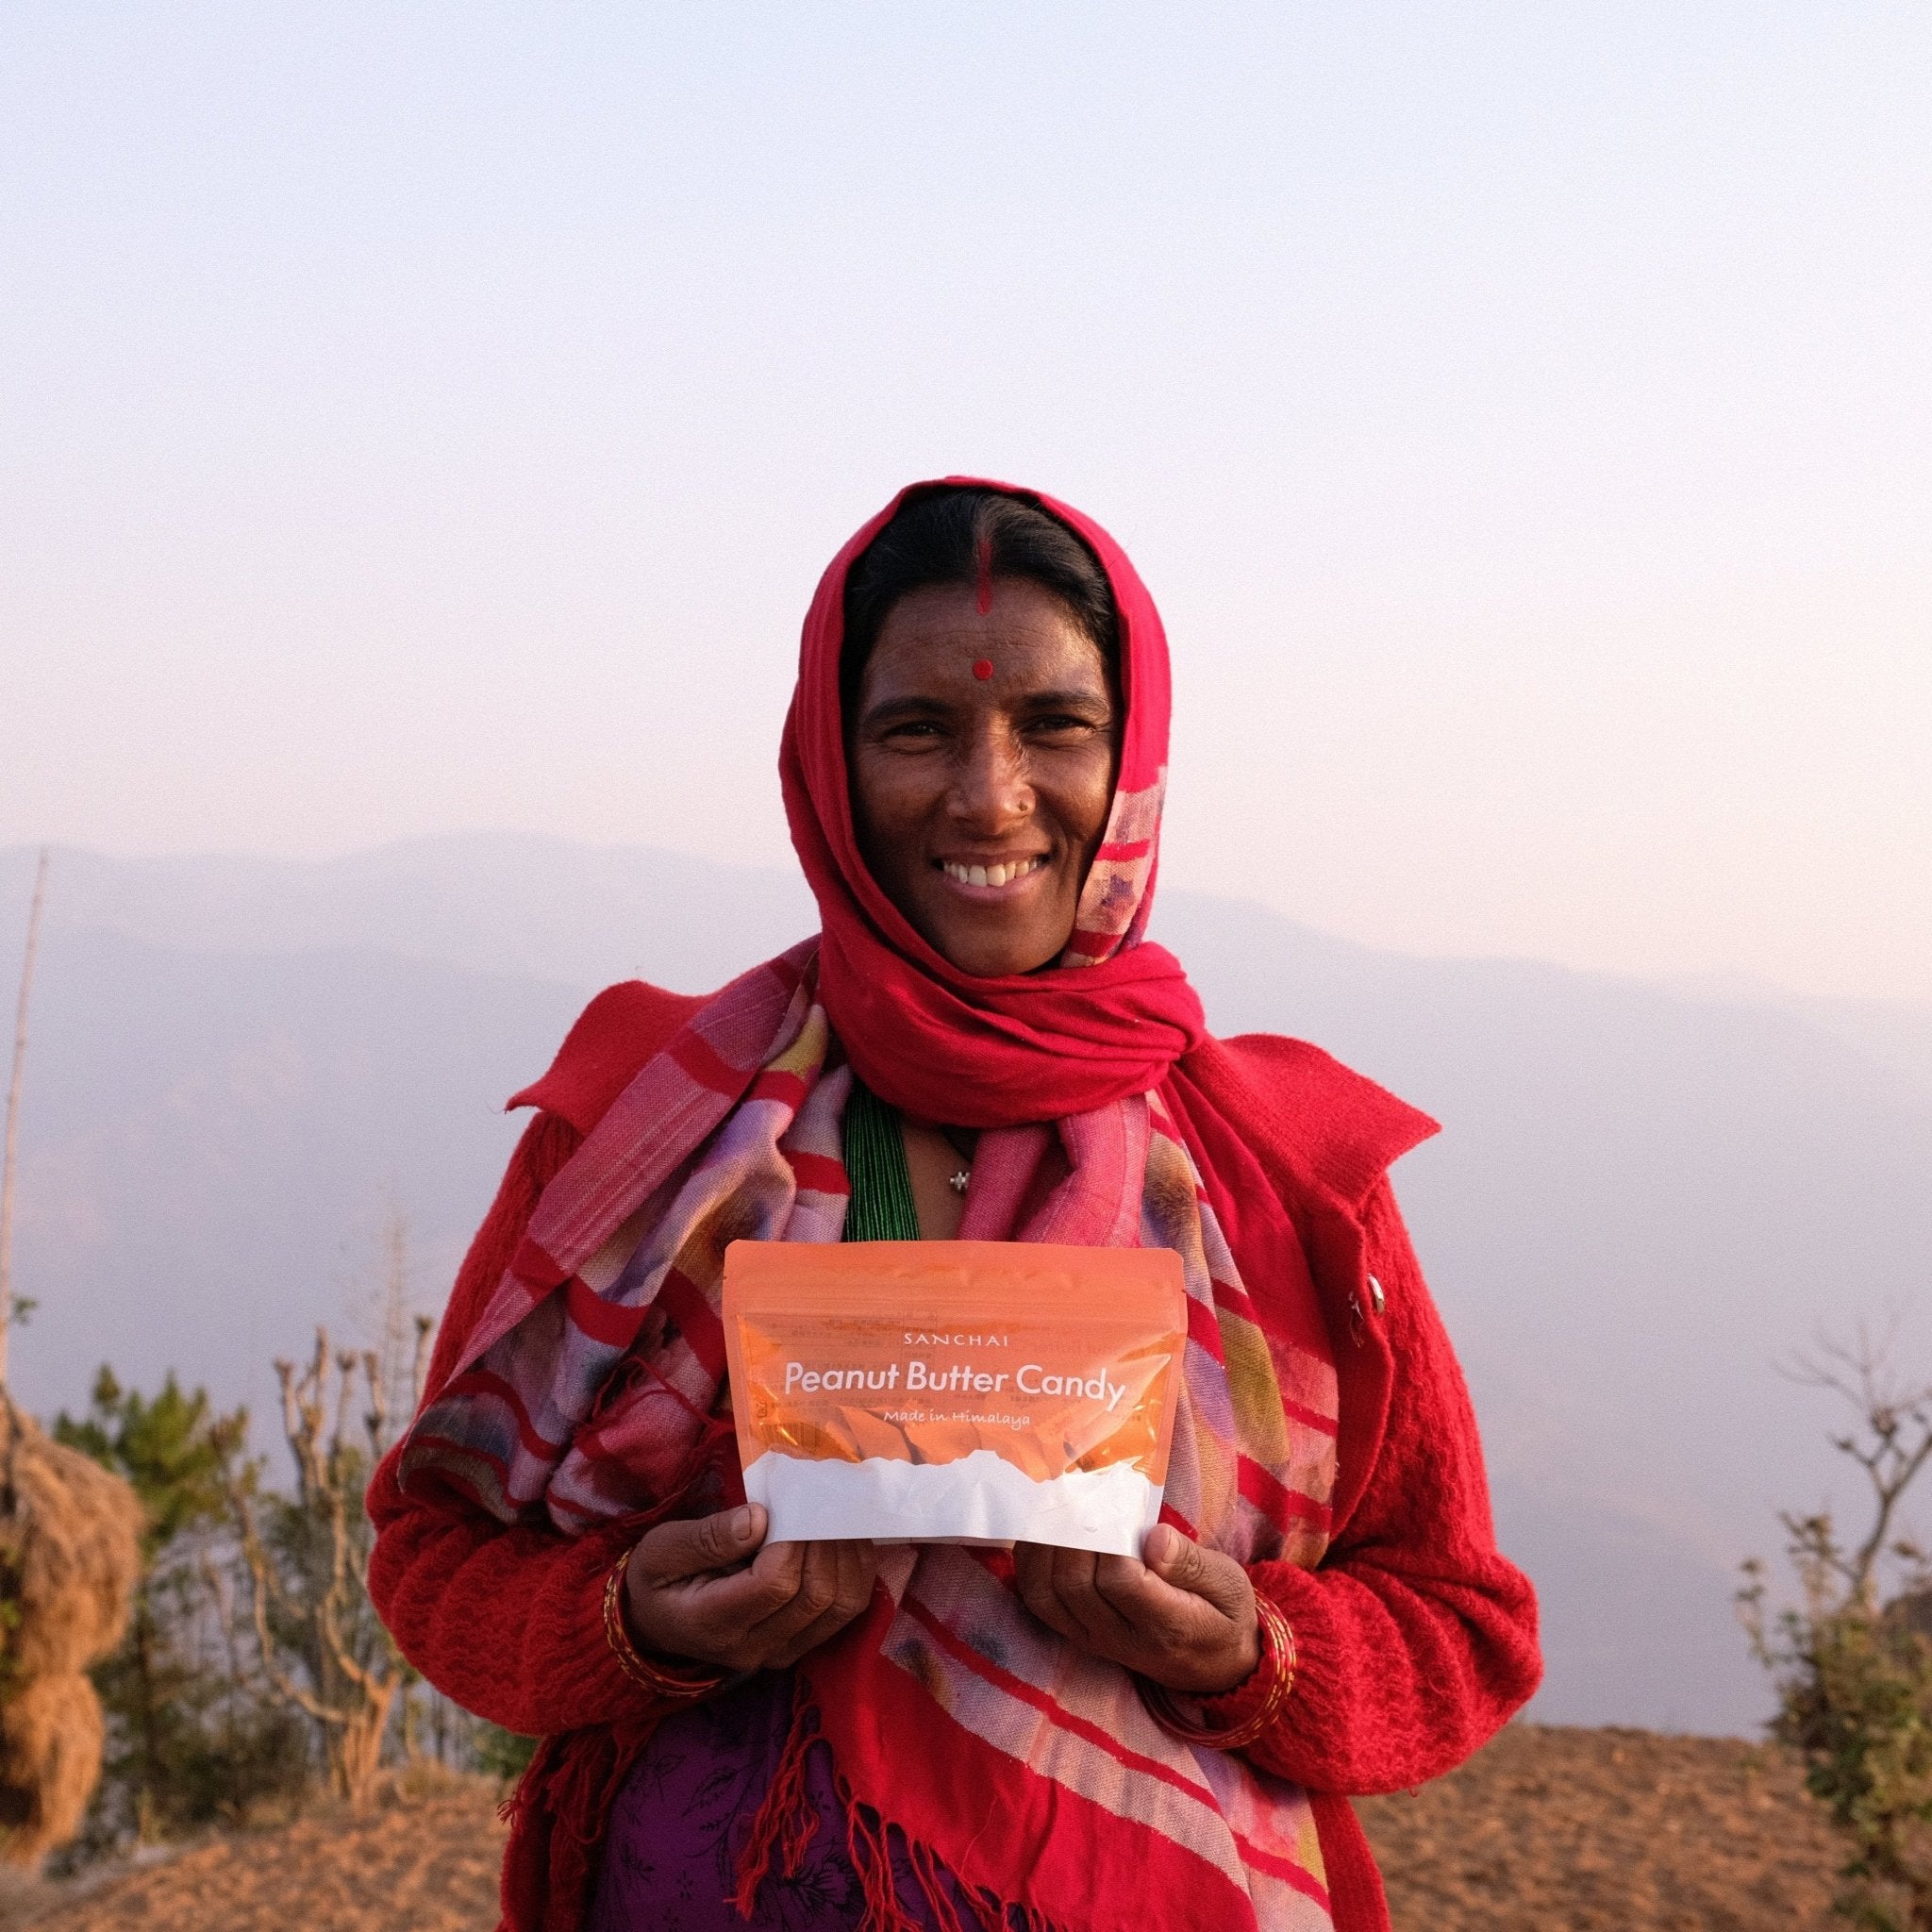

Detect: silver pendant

[947,1169,971,1195]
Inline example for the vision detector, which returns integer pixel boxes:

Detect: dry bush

[0,1674,104,1859]
[224,1329,423,1809]
[1742,1324,1932,1930]
[0,1400,142,1863]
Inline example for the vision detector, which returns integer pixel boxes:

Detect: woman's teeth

[943,857,1045,889]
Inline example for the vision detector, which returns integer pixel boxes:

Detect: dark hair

[840,488,1119,720]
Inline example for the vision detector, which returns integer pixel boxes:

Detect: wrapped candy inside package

[721,1241,1187,1556]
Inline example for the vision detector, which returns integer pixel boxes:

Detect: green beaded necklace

[841,1080,922,1242]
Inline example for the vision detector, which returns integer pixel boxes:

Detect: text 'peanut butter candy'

[720,1241,1187,1555]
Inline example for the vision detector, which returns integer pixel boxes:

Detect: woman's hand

[1013,1524,1260,1695]
[622,1504,878,1674]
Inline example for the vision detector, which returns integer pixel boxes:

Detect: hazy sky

[4,4,1928,1002]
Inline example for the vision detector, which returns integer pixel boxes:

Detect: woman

[369,479,1540,1932]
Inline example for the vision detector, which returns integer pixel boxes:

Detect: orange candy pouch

[721,1241,1187,1556]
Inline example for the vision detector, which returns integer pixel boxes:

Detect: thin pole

[0,849,51,1391]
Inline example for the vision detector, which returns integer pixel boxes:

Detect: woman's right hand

[621,1504,879,1674]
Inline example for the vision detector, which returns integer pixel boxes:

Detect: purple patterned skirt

[586,1670,1022,1931]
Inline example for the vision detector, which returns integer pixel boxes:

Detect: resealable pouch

[721,1240,1187,1556]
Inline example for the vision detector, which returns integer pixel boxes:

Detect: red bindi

[973,658,994,680]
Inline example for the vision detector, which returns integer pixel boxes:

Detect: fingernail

[732,1506,755,1540]
[1146,1525,1175,1565]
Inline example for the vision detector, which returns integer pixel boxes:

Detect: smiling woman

[367,479,1541,1932]
[844,500,1121,980]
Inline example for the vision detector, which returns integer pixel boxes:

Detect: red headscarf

[781,476,1207,1125]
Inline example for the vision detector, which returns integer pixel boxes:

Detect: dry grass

[0,1409,142,1864]
[0,1725,1852,1930]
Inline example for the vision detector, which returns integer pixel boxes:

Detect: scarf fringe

[492,1715,664,1932]
[729,1682,821,1916]
[729,1688,1061,1932]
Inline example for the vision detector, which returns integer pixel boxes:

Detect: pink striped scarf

[402,943,1340,1931]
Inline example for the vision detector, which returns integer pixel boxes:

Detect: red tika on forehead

[974,532,994,615]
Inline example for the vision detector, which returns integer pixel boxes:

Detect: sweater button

[1366,1274,1386,1316]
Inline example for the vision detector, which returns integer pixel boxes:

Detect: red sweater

[368,983,1541,1932]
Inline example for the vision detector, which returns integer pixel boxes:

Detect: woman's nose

[948,726,1032,826]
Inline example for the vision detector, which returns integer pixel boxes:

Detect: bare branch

[1785,1318,1932,1424]
[1779,1320,1932,1605]
[0,846,51,1391]
[227,1318,409,1804]
[224,1470,342,1727]
[411,1313,435,1411]
[331,1348,358,1461]
[362,1348,387,1460]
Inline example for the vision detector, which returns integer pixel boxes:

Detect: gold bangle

[1140,1595,1296,1750]
[602,1548,727,1700]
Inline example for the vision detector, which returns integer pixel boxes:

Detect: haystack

[0,1396,142,1863]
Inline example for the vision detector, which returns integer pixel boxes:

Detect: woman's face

[849,579,1120,978]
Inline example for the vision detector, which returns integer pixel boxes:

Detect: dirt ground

[1357,1724,1840,1931]
[0,1776,507,1932]
[0,1725,1844,1931]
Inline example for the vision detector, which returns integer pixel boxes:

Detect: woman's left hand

[1012,1523,1260,1696]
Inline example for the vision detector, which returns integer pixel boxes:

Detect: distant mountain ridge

[5,834,1930,1736]
[0,835,819,996]
[8,835,1925,1103]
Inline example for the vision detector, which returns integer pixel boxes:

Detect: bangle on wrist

[1139,1594,1296,1750]
[603,1547,727,1701]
